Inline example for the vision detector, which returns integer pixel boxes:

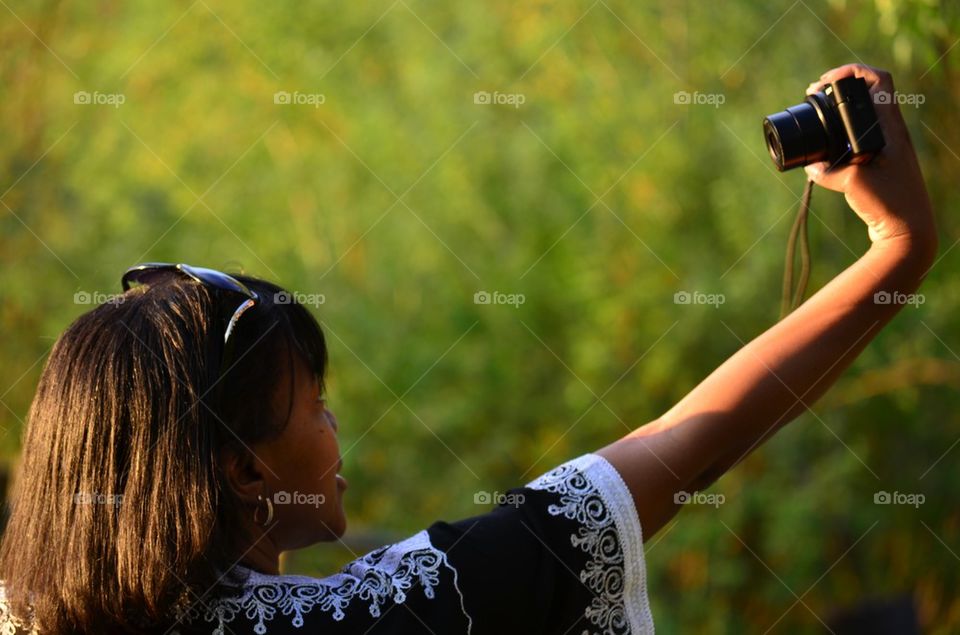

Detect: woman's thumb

[804,160,851,192]
[804,161,826,182]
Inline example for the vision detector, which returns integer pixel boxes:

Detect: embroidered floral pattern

[526,454,655,635]
[0,590,37,635]
[189,530,469,634]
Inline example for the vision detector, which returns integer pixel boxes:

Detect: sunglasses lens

[180,265,255,299]
[123,263,255,301]
[122,263,176,290]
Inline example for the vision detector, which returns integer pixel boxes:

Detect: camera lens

[763,78,882,172]
[765,125,784,166]
[763,101,830,171]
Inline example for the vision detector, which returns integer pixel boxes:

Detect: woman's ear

[220,445,269,505]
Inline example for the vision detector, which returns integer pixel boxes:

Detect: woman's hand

[803,63,937,260]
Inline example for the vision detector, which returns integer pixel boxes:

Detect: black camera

[763,76,884,171]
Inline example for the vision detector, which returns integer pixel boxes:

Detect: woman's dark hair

[0,271,328,633]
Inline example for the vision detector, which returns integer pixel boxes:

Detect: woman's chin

[332,515,347,539]
[318,514,347,541]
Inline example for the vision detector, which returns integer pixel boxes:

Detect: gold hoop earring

[254,493,274,526]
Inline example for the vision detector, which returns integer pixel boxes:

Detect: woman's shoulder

[184,452,655,634]
[427,451,655,634]
[182,528,473,634]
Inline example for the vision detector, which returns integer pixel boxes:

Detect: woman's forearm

[630,236,934,489]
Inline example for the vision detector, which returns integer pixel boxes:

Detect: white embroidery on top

[191,530,471,634]
[0,587,38,635]
[526,454,655,634]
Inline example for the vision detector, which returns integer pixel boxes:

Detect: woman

[0,63,937,633]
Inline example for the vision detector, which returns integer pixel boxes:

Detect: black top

[1,453,655,634]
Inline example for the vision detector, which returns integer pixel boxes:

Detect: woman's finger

[818,63,893,91]
[805,63,908,153]
[804,159,853,192]
[818,64,906,134]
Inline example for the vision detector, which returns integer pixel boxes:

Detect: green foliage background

[1,0,958,632]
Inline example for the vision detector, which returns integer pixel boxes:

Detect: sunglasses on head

[121,262,259,375]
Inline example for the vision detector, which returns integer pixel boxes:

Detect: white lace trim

[526,453,655,635]
[191,530,472,634]
[0,585,38,635]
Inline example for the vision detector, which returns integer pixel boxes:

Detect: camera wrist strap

[780,178,815,319]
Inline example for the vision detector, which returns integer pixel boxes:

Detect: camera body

[763,76,884,171]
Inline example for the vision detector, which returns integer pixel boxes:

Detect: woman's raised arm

[595,63,939,541]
